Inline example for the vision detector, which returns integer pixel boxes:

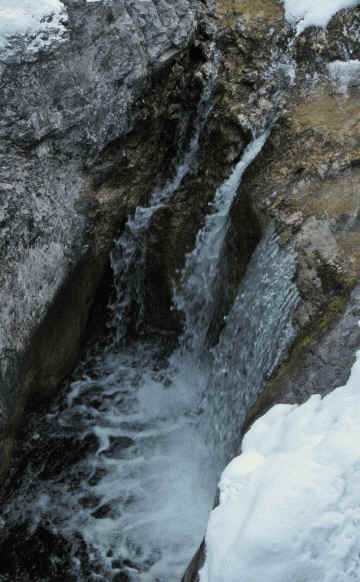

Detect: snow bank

[200,349,360,582]
[280,0,359,34]
[0,0,66,49]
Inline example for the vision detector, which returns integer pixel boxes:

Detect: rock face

[0,0,216,477]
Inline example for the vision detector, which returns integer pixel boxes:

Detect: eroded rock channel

[1,1,360,581]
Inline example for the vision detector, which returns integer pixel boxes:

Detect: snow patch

[0,0,67,50]
[200,349,360,582]
[280,0,359,34]
[328,59,360,95]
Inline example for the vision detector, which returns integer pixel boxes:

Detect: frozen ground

[200,347,360,582]
[281,0,359,33]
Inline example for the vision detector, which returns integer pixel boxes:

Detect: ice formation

[200,349,360,582]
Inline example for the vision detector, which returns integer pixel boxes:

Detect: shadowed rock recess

[1,0,360,580]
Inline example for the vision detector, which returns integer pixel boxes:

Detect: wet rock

[79,493,101,510]
[92,503,113,519]
[88,467,107,487]
[181,541,205,582]
[0,0,216,478]
[0,524,78,582]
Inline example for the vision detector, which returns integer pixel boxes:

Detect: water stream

[109,47,219,343]
[174,131,270,356]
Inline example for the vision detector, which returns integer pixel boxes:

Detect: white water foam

[69,343,215,581]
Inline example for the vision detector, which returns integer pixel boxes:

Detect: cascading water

[109,48,219,343]
[174,131,270,356]
[204,223,299,468]
[0,46,299,582]
[0,52,221,582]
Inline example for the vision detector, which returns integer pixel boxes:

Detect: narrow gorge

[1,1,360,581]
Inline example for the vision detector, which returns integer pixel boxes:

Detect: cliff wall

[0,0,215,476]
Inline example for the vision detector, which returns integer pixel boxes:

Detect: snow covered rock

[0,0,67,54]
[281,0,360,34]
[201,345,360,582]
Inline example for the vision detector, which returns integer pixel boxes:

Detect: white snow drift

[280,0,360,33]
[200,349,360,582]
[0,0,66,48]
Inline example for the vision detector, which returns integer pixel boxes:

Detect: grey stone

[0,0,214,474]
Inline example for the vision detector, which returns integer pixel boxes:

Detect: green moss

[294,296,344,352]
[318,300,343,329]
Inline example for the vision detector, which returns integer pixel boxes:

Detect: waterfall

[109,48,219,343]
[174,131,270,356]
[0,53,221,582]
[0,47,299,582]
[204,223,299,468]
